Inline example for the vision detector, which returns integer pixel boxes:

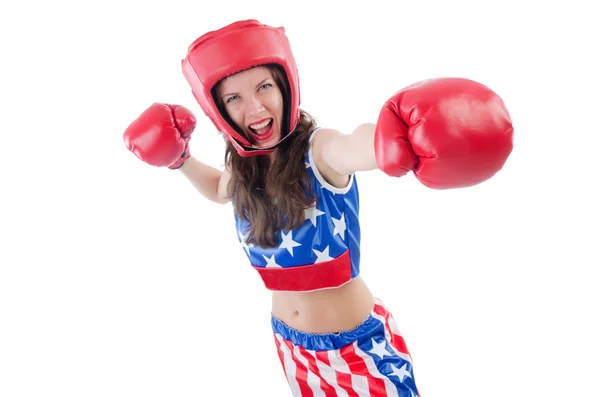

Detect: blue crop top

[233,128,361,292]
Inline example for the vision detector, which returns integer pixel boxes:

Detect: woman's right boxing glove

[123,103,197,170]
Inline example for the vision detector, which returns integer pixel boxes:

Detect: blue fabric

[271,311,383,352]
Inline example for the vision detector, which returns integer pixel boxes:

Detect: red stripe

[298,347,337,396]
[315,351,360,397]
[253,250,352,291]
[340,343,387,397]
[273,334,287,377]
[374,302,421,396]
[373,303,411,357]
[284,339,314,396]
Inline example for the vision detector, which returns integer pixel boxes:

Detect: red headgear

[181,19,301,157]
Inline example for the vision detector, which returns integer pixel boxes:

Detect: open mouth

[248,118,274,142]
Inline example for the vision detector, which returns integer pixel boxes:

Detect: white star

[279,230,301,256]
[369,339,392,359]
[332,213,347,240]
[305,161,310,168]
[304,204,325,227]
[389,363,412,383]
[239,231,254,254]
[262,254,281,268]
[312,246,333,263]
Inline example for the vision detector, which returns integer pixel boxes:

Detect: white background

[1,0,599,396]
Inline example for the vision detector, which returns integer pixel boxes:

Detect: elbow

[214,195,232,205]
[214,186,232,205]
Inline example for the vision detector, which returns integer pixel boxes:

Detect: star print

[369,339,392,359]
[313,246,333,263]
[389,363,412,383]
[304,204,325,227]
[279,230,301,256]
[239,231,254,255]
[262,254,281,268]
[332,213,346,240]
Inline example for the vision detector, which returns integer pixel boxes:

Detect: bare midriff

[270,276,374,334]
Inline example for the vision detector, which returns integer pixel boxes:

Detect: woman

[124,19,513,397]
[185,64,418,396]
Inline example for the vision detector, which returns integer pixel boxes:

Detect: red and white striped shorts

[272,298,420,397]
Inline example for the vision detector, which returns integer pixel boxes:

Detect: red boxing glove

[123,103,196,170]
[374,78,514,189]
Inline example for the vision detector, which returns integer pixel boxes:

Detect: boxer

[124,19,513,396]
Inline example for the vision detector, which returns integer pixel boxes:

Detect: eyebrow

[221,78,272,98]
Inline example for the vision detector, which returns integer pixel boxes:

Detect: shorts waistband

[271,299,388,351]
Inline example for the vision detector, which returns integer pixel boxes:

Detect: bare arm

[177,156,232,204]
[314,123,378,177]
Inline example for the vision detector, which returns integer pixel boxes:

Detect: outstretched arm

[178,157,232,204]
[312,123,378,177]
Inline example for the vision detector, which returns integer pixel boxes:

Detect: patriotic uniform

[181,19,420,397]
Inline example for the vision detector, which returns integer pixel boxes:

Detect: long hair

[214,65,319,248]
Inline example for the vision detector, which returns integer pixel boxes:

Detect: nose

[245,94,265,115]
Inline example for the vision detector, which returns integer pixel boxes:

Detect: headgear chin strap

[181,19,301,157]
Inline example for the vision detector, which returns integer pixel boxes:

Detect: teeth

[249,119,271,129]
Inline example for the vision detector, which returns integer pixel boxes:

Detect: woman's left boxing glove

[374,77,514,189]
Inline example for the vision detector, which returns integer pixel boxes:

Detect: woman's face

[218,66,284,149]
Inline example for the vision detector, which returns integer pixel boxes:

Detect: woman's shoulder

[308,127,352,190]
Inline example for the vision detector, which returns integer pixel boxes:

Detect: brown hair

[214,65,319,248]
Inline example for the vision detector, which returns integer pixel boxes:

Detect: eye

[259,83,272,90]
[225,95,238,104]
